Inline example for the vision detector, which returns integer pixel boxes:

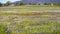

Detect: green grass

[0,5,60,11]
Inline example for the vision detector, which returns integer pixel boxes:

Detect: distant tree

[14,0,26,6]
[44,3,52,6]
[54,3,60,6]
[20,1,26,5]
[5,1,11,6]
[44,3,50,5]
[0,2,2,7]
[19,0,26,6]
[44,3,48,5]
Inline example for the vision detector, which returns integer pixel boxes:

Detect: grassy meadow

[0,5,60,34]
[0,5,60,11]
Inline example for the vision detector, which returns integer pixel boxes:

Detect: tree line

[0,1,10,7]
[0,1,25,7]
[0,1,60,7]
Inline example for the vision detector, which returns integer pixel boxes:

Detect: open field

[0,5,60,34]
[0,5,60,12]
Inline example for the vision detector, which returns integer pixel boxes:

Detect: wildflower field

[0,5,60,34]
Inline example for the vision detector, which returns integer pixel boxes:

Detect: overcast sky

[0,0,21,3]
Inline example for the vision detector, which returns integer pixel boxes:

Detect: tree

[54,3,60,6]
[44,3,52,6]
[19,1,26,5]
[0,2,2,7]
[5,1,11,6]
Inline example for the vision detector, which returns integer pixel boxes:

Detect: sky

[0,0,21,3]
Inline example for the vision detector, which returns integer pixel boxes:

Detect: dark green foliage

[5,1,11,6]
[54,3,60,6]
[0,2,2,7]
[20,1,26,6]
